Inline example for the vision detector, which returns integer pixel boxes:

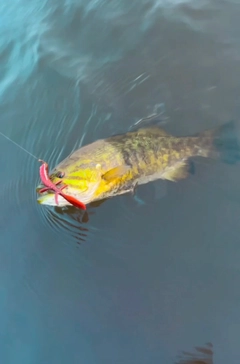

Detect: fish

[36,120,240,207]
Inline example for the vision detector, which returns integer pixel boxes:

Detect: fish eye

[57,171,65,178]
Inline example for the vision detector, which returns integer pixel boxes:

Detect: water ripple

[37,202,102,245]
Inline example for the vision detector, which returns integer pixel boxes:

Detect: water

[1,0,240,363]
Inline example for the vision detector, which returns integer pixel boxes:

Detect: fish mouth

[36,182,98,207]
[37,192,71,207]
[36,183,72,207]
[36,187,71,207]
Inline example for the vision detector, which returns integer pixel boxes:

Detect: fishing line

[0,131,39,161]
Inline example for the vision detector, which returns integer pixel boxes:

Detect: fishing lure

[39,160,86,210]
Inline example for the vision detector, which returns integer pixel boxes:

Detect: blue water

[1,0,240,363]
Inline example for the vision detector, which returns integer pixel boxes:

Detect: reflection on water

[176,343,213,364]
[40,199,111,244]
[46,207,89,244]
[1,0,240,363]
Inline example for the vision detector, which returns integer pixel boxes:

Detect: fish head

[36,160,102,207]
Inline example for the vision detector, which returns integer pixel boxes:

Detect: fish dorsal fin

[162,160,194,182]
[136,126,170,137]
[102,165,130,182]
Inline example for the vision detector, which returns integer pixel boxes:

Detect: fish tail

[197,120,240,164]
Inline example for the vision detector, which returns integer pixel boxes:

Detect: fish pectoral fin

[102,165,130,182]
[162,160,194,182]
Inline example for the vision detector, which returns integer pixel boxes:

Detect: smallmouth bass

[36,120,240,207]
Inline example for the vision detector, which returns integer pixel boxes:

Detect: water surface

[1,0,240,363]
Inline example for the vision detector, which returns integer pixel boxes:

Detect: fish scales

[107,130,196,179]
